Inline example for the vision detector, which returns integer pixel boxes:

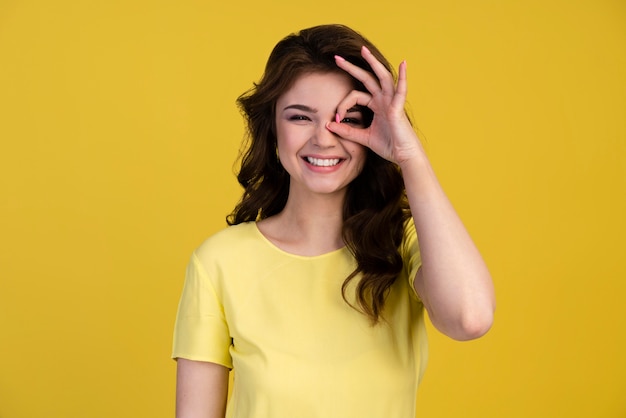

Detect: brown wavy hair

[227,24,411,324]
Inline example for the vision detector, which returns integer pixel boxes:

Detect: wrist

[397,149,430,172]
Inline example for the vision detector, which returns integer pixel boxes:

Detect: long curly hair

[227,24,411,324]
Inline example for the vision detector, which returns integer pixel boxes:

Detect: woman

[173,24,495,418]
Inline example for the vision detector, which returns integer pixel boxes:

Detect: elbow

[455,310,494,341]
[433,304,495,341]
[453,278,497,340]
[454,302,495,341]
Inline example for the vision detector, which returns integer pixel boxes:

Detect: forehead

[277,71,354,108]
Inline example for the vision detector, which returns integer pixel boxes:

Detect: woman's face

[274,71,367,199]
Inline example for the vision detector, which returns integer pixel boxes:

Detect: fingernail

[335,113,340,123]
[362,45,370,54]
[334,55,345,62]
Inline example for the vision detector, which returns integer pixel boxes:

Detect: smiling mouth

[305,157,342,167]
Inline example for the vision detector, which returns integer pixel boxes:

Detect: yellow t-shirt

[172,221,427,418]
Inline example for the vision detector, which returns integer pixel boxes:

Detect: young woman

[172,24,495,418]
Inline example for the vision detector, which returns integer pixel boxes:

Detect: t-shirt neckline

[250,222,348,260]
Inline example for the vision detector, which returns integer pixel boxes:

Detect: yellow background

[1,0,624,417]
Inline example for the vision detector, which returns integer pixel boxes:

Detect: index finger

[334,54,384,96]
[334,47,395,96]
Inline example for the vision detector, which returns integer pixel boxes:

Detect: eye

[288,114,311,122]
[340,106,366,127]
[340,117,364,126]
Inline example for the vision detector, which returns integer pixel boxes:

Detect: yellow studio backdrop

[0,0,624,417]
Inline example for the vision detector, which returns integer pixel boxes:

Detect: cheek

[276,124,300,149]
[349,145,368,174]
[275,127,290,156]
[275,126,303,165]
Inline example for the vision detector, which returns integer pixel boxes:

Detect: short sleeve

[400,218,422,301]
[171,252,233,368]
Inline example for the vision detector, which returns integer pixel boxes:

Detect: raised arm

[398,148,495,340]
[176,358,229,418]
[329,46,495,341]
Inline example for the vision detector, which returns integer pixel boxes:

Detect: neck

[259,189,346,256]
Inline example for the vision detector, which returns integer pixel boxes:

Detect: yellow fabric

[172,221,427,418]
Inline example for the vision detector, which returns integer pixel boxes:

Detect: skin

[176,46,496,417]
[176,358,228,418]
[259,71,368,256]
[330,47,495,340]
[275,72,367,200]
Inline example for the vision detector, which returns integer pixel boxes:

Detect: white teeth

[306,157,341,167]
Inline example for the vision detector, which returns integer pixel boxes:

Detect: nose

[311,121,339,148]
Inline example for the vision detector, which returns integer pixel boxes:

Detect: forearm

[400,152,495,340]
[329,45,495,338]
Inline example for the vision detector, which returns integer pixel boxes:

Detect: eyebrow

[283,104,364,113]
[283,104,318,113]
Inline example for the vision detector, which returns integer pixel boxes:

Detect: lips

[305,156,342,167]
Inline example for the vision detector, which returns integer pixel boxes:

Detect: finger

[359,46,396,97]
[334,90,374,122]
[390,60,408,112]
[334,55,383,96]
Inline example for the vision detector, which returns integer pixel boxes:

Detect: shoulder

[195,222,259,260]
[199,222,258,246]
[187,222,262,289]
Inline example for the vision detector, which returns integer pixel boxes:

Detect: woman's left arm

[399,148,495,340]
[329,47,495,341]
